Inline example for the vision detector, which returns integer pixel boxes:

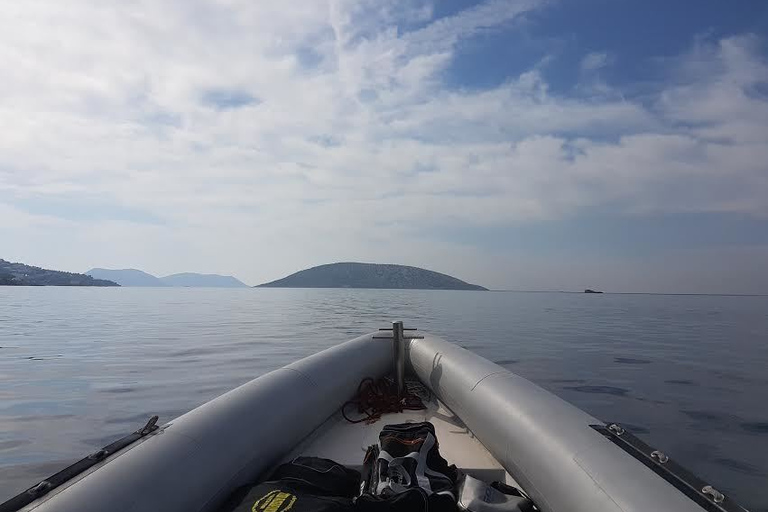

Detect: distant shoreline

[2,286,764,297]
[489,290,768,297]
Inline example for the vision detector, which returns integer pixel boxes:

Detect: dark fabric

[375,422,457,499]
[355,488,427,512]
[490,482,526,499]
[356,488,456,512]
[232,482,354,512]
[360,445,380,495]
[355,422,457,512]
[271,457,361,498]
[230,457,361,512]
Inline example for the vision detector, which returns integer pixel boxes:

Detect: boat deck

[284,381,518,487]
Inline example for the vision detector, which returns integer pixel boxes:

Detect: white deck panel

[284,387,518,487]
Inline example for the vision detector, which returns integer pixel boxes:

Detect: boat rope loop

[342,377,426,424]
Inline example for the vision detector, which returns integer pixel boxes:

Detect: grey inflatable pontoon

[3,323,747,512]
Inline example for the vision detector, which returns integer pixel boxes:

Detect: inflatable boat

[2,323,747,512]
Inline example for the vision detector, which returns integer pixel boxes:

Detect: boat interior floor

[283,380,521,489]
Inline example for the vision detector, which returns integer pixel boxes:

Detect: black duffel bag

[229,456,360,512]
[357,421,458,512]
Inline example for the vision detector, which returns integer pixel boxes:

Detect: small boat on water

[3,323,747,512]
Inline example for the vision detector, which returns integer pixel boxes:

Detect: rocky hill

[0,259,119,286]
[257,262,487,291]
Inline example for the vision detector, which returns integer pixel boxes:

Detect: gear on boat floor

[341,377,427,424]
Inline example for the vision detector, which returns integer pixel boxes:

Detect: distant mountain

[86,268,167,287]
[257,262,487,291]
[86,268,248,287]
[160,273,248,288]
[1,259,118,287]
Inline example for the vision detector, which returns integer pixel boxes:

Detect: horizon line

[489,290,768,297]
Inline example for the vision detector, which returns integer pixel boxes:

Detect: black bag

[356,488,457,512]
[231,457,361,512]
[355,487,430,511]
[233,483,355,512]
[271,456,361,498]
[357,422,457,512]
[374,422,457,498]
[360,444,380,496]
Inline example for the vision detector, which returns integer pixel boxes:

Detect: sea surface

[1,287,767,509]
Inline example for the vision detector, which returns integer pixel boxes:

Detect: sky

[1,0,768,293]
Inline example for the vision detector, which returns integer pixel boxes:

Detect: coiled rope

[342,377,426,424]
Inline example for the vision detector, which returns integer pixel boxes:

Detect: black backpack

[358,422,458,512]
[229,457,360,512]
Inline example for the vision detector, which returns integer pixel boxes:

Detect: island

[87,268,168,287]
[0,259,119,286]
[257,262,488,291]
[86,268,249,288]
[159,272,249,288]
[584,289,604,294]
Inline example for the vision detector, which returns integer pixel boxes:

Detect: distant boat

[584,289,603,294]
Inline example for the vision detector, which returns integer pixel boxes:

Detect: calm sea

[1,287,767,509]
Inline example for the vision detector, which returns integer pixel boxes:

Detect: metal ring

[702,485,725,504]
[608,423,625,436]
[651,450,669,463]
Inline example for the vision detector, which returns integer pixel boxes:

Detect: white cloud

[0,1,767,287]
[580,51,611,72]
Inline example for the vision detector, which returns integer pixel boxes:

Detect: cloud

[580,51,611,72]
[0,1,766,286]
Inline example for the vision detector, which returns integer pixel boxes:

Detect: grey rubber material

[407,333,707,512]
[23,333,391,512]
[22,332,709,512]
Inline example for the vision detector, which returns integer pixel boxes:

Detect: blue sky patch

[200,88,260,110]
[440,0,768,96]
